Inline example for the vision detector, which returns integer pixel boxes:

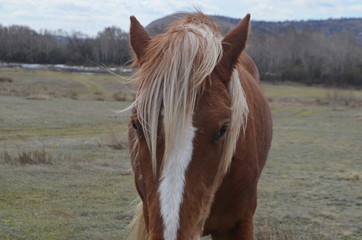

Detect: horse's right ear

[216,14,250,85]
[130,16,151,64]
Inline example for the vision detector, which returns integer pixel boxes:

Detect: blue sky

[0,0,361,36]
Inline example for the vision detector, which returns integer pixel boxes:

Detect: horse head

[128,12,259,240]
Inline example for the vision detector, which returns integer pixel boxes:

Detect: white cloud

[345,4,362,14]
[0,0,360,35]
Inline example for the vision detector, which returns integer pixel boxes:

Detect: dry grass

[0,77,13,82]
[112,91,136,102]
[0,67,131,100]
[262,83,362,108]
[254,218,323,240]
[325,89,362,107]
[63,91,79,100]
[92,91,106,101]
[98,127,128,150]
[25,94,50,100]
[1,149,53,165]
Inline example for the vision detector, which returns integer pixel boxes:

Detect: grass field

[0,67,361,239]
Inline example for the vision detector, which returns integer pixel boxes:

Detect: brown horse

[127,12,272,240]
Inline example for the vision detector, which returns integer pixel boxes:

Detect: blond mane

[129,12,248,175]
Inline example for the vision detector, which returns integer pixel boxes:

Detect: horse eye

[214,123,229,142]
[132,120,142,136]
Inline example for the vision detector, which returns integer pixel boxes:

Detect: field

[0,67,361,239]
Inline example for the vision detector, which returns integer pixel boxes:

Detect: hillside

[146,12,362,38]
[144,12,362,87]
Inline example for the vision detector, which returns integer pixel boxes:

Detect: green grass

[0,96,135,239]
[255,103,362,239]
[0,67,133,100]
[262,83,362,99]
[0,67,361,239]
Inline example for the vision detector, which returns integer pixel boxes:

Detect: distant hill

[146,13,236,35]
[144,13,362,87]
[146,12,362,38]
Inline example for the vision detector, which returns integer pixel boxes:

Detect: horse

[127,12,272,240]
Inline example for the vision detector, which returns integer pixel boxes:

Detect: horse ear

[217,14,250,83]
[130,16,151,64]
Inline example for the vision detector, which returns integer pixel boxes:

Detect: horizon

[1,0,361,36]
[1,13,361,37]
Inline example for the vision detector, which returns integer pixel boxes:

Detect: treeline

[0,25,131,66]
[0,23,361,86]
[248,26,362,86]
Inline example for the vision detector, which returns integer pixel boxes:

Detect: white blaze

[158,120,196,240]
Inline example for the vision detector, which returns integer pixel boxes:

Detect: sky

[0,0,361,36]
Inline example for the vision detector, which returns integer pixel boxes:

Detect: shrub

[98,127,127,150]
[1,149,53,165]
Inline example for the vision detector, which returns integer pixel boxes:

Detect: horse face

[173,74,233,236]
[128,13,251,240]
[129,75,232,239]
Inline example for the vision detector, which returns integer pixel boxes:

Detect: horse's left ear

[130,16,151,64]
[217,14,250,84]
